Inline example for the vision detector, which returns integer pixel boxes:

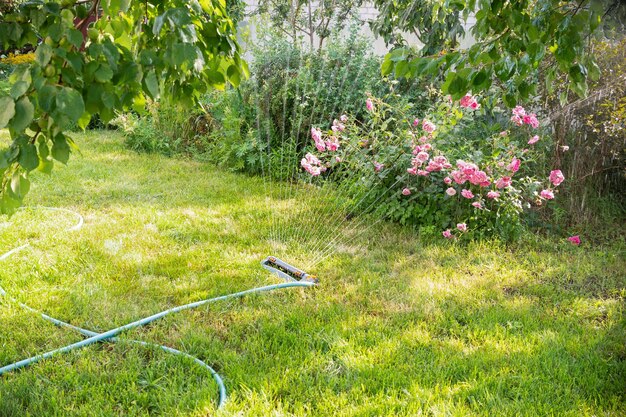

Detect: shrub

[196,21,430,178]
[299,92,561,241]
[113,98,214,155]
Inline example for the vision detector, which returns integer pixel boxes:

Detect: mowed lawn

[0,130,624,416]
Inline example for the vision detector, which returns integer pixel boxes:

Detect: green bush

[298,91,560,240]
[197,22,431,178]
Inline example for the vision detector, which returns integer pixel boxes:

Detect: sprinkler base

[261,256,318,283]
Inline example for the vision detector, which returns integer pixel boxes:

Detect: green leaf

[132,94,147,113]
[143,70,159,99]
[226,65,241,87]
[51,134,71,164]
[55,87,85,124]
[10,172,30,200]
[10,81,29,99]
[37,85,57,112]
[503,93,517,108]
[153,14,166,36]
[18,141,39,171]
[94,64,114,83]
[381,58,394,76]
[568,63,587,84]
[471,69,491,91]
[0,96,16,129]
[170,43,197,67]
[395,60,409,78]
[35,44,53,66]
[77,111,92,131]
[102,90,116,109]
[10,97,34,132]
[67,29,84,49]
[38,158,54,174]
[570,80,588,98]
[587,60,600,81]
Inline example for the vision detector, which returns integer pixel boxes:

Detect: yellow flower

[0,52,35,65]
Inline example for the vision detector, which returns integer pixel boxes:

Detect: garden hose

[0,207,316,410]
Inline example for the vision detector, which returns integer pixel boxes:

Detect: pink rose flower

[442,230,453,239]
[402,188,411,196]
[461,189,474,199]
[413,118,420,127]
[507,158,521,173]
[523,113,539,128]
[510,115,523,126]
[307,166,321,176]
[512,106,526,117]
[340,114,348,122]
[472,201,483,209]
[301,159,321,176]
[331,119,345,132]
[469,170,489,186]
[433,155,448,165]
[549,170,564,186]
[457,223,467,232]
[496,176,512,189]
[303,153,321,165]
[374,161,384,172]
[540,189,554,200]
[446,187,457,196]
[487,191,500,199]
[417,170,429,176]
[311,127,326,151]
[311,127,322,142]
[325,136,340,151]
[444,177,452,185]
[366,98,374,111]
[460,94,479,109]
[567,235,581,245]
[528,135,540,145]
[451,170,467,184]
[422,120,436,133]
[426,160,443,172]
[416,151,429,162]
[407,167,418,175]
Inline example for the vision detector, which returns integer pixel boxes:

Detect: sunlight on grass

[0,130,624,416]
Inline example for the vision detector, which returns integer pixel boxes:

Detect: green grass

[0,130,624,416]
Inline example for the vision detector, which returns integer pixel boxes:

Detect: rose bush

[299,92,564,241]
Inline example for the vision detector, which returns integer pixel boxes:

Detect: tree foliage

[0,0,246,214]
[375,0,625,106]
[255,0,363,51]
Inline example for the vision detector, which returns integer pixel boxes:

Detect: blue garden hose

[0,207,315,410]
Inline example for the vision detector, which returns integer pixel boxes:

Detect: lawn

[0,130,624,416]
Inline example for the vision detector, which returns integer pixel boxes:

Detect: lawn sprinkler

[261,256,318,283]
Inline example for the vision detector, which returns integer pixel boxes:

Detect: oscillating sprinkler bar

[261,256,318,283]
